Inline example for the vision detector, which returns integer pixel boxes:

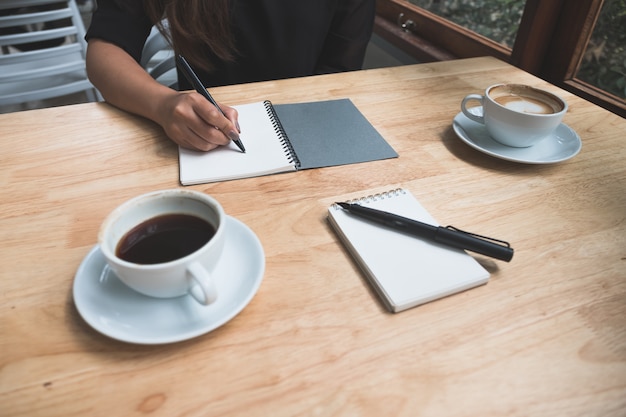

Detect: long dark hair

[142,0,235,71]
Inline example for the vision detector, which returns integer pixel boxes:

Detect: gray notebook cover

[273,99,398,169]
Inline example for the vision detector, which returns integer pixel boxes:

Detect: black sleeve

[315,0,376,74]
[84,0,153,63]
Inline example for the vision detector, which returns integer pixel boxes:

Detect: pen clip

[444,225,511,248]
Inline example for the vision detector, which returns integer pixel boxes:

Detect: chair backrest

[0,0,101,109]
[141,21,178,89]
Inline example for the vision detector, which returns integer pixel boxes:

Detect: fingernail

[228,130,240,141]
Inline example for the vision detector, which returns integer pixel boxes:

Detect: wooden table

[1,57,625,416]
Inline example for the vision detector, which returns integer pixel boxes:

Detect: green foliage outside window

[576,0,626,100]
[408,0,626,100]
[408,0,525,48]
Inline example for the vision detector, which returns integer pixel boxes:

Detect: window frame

[374,0,625,117]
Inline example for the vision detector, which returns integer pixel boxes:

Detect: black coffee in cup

[116,214,216,264]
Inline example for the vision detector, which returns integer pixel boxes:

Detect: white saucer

[73,216,265,344]
[452,109,582,164]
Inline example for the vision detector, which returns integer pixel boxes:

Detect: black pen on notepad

[175,55,245,153]
[336,202,514,262]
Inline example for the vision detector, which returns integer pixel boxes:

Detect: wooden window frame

[375,0,625,117]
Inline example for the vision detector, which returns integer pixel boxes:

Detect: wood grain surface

[1,57,625,417]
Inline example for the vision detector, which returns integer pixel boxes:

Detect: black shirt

[86,0,375,89]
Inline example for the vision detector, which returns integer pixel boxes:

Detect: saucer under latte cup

[98,189,226,306]
[461,84,567,147]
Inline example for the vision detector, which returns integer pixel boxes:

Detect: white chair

[141,22,178,89]
[0,0,100,112]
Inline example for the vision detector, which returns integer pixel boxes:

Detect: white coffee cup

[461,84,567,147]
[98,189,226,305]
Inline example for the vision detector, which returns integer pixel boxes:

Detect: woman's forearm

[86,39,177,124]
[86,39,240,151]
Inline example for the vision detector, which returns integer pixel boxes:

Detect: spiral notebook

[328,188,490,313]
[179,99,398,185]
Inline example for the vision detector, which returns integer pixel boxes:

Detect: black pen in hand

[336,202,514,262]
[175,55,246,153]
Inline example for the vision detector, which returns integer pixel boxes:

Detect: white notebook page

[179,101,295,185]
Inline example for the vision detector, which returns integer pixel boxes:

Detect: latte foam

[489,85,564,115]
[494,95,555,114]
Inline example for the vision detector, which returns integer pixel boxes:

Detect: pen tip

[336,202,349,209]
[234,139,246,153]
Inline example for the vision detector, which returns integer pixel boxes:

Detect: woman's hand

[156,92,241,151]
[86,39,240,152]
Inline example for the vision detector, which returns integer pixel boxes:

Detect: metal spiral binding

[263,100,301,168]
[331,188,405,210]
[347,188,405,204]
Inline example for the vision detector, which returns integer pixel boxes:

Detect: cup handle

[461,94,485,124]
[186,262,218,305]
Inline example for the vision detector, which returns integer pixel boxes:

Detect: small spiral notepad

[328,188,489,313]
[179,99,398,185]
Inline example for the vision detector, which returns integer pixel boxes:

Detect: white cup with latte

[461,84,567,147]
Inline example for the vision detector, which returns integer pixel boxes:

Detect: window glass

[575,0,626,100]
[406,0,526,48]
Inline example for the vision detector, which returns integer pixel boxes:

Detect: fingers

[192,95,242,148]
[159,92,241,151]
[221,105,241,133]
